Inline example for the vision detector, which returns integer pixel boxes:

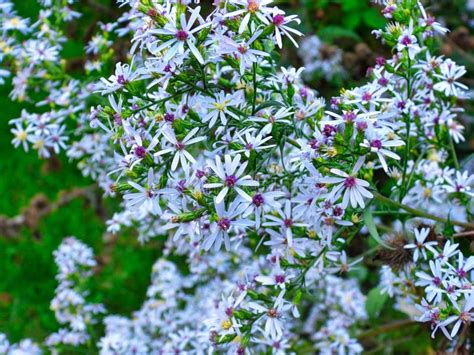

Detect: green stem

[448,135,460,170]
[373,191,474,229]
[400,115,411,202]
[252,62,257,115]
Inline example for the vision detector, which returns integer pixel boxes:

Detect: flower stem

[252,62,257,115]
[372,191,474,230]
[448,135,460,170]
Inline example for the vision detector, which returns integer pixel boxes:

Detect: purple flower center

[134,146,146,158]
[457,268,467,278]
[252,193,264,207]
[164,112,175,122]
[225,175,237,187]
[217,217,231,231]
[176,142,185,150]
[344,176,356,188]
[401,35,412,46]
[272,14,285,26]
[284,218,293,228]
[113,113,122,126]
[371,139,382,149]
[275,274,285,284]
[196,169,206,179]
[362,92,372,102]
[176,180,186,193]
[378,77,388,86]
[323,124,336,137]
[356,121,368,131]
[237,45,248,54]
[432,276,441,286]
[333,206,343,217]
[375,57,385,66]
[117,74,126,85]
[225,307,234,317]
[309,139,320,150]
[343,111,356,122]
[175,30,188,41]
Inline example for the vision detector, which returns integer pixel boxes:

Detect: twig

[453,231,474,238]
[358,319,417,339]
[0,186,97,238]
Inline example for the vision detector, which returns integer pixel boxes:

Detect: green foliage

[0,83,158,343]
[365,287,388,320]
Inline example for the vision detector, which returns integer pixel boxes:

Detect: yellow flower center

[248,0,259,13]
[423,188,432,198]
[221,319,232,330]
[16,130,27,141]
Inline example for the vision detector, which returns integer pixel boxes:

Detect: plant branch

[373,191,474,230]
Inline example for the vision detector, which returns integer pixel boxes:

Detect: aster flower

[248,290,289,339]
[202,199,252,251]
[123,168,162,214]
[319,157,373,209]
[204,154,259,203]
[397,20,421,59]
[438,294,474,339]
[97,59,138,94]
[155,126,206,174]
[218,30,269,75]
[415,260,446,303]
[270,10,302,48]
[225,0,273,34]
[150,6,209,64]
[263,200,306,247]
[200,91,242,128]
[235,129,275,157]
[360,127,404,172]
[404,227,437,262]
[433,59,468,96]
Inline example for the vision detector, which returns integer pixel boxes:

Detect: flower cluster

[79,0,472,351]
[2,0,473,353]
[46,237,105,349]
[1,0,134,160]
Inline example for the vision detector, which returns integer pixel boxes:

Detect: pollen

[247,0,259,13]
[33,139,45,150]
[423,187,432,198]
[16,130,28,141]
[221,319,232,330]
[326,147,338,157]
[8,17,20,26]
[213,102,227,111]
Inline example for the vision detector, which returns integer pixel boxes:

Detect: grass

[0,82,161,342]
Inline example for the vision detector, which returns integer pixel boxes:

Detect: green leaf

[341,0,364,11]
[363,209,395,250]
[254,100,285,113]
[366,287,389,319]
[343,12,362,30]
[319,26,361,43]
[362,8,386,29]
